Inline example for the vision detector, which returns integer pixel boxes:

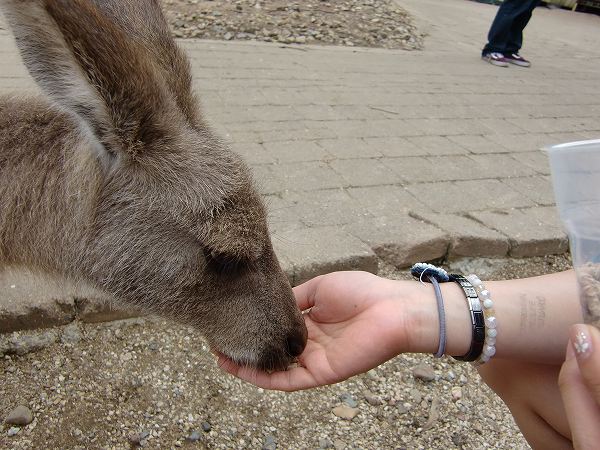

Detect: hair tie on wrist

[411,263,448,358]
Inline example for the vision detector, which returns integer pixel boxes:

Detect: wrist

[400,279,471,356]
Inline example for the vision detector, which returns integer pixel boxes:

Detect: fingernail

[570,324,593,360]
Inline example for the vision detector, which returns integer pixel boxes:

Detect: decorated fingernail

[571,325,592,359]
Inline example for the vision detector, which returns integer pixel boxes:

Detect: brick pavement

[1,0,600,330]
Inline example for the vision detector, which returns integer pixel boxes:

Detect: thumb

[570,325,600,405]
[558,325,600,450]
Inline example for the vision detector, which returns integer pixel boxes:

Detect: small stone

[333,439,346,450]
[446,370,456,381]
[7,427,19,436]
[7,331,58,356]
[262,434,276,450]
[452,433,468,446]
[422,397,440,430]
[128,431,150,447]
[201,421,212,432]
[60,322,82,344]
[409,388,422,403]
[362,390,382,406]
[397,403,410,414]
[459,374,468,385]
[187,431,202,442]
[339,393,358,408]
[332,405,359,420]
[318,438,333,449]
[451,386,463,401]
[224,32,233,40]
[5,405,33,426]
[412,362,436,382]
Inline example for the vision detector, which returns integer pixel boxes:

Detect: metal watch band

[449,274,485,362]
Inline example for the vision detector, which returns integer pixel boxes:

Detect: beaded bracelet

[467,274,497,365]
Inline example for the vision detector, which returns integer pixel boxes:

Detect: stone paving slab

[1,0,600,331]
[469,207,569,257]
[413,212,510,259]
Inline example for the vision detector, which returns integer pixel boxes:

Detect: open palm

[218,271,415,391]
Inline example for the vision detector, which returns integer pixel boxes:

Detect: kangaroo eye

[203,248,245,276]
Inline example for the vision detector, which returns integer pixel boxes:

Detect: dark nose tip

[286,332,307,357]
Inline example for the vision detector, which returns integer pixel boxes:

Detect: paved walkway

[1,1,600,330]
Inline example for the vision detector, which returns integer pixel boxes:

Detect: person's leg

[478,359,572,449]
[505,0,539,54]
[483,0,537,56]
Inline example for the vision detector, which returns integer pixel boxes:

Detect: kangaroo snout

[286,329,308,358]
[255,324,308,372]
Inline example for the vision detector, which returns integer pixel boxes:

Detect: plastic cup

[547,139,600,328]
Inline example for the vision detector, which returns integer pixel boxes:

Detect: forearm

[405,270,583,364]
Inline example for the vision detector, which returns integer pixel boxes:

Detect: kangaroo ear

[0,0,181,164]
[89,0,201,127]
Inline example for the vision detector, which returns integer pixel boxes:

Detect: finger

[292,275,323,311]
[569,324,600,405]
[559,340,600,450]
[236,365,323,391]
[218,357,321,392]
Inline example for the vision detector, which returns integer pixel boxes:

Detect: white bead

[485,336,497,346]
[480,354,491,363]
[486,328,497,338]
[468,275,483,287]
[483,345,496,357]
[483,298,494,309]
[485,316,497,329]
[480,289,490,300]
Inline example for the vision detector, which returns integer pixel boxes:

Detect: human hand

[218,271,422,391]
[559,324,600,449]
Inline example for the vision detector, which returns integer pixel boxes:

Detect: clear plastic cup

[547,139,600,328]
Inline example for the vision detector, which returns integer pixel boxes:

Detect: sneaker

[482,52,509,67]
[504,53,531,67]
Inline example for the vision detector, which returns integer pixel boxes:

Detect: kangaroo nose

[286,332,307,357]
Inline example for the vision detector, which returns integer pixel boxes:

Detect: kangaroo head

[1,0,307,371]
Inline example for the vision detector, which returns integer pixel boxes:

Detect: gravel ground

[161,0,424,50]
[1,254,573,449]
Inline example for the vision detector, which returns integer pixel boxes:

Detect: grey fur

[0,0,307,371]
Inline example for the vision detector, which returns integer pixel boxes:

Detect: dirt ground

[1,255,573,450]
[161,0,424,50]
